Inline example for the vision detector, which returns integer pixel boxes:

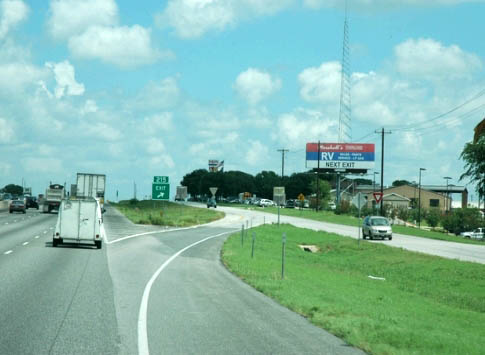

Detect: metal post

[278,205,280,226]
[241,224,244,246]
[317,141,320,211]
[281,232,286,279]
[251,232,255,258]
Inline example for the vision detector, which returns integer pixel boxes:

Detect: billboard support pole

[317,141,320,211]
[376,128,392,216]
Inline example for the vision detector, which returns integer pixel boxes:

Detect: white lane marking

[35,236,40,239]
[137,230,235,355]
[49,227,53,230]
[23,242,29,246]
[4,223,8,225]
[43,231,47,234]
[4,250,13,255]
[105,217,225,245]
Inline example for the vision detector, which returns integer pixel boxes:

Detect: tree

[460,135,485,203]
[285,172,314,199]
[254,171,280,199]
[180,169,208,197]
[392,180,412,187]
[442,208,482,235]
[310,179,331,209]
[2,184,23,195]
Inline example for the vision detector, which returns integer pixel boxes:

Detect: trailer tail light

[56,232,59,236]
[96,234,99,239]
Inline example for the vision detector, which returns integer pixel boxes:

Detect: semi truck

[75,173,106,209]
[52,198,103,249]
[40,184,64,213]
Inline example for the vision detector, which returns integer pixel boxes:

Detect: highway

[2,204,484,354]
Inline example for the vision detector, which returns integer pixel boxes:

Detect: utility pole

[375,128,392,216]
[444,176,451,212]
[418,168,426,228]
[277,149,289,183]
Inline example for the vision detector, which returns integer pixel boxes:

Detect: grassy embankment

[114,200,224,227]
[222,224,485,355]
[224,204,485,245]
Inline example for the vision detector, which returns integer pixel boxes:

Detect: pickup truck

[460,228,484,239]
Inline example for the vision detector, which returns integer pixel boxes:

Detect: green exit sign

[152,183,169,200]
[154,176,169,183]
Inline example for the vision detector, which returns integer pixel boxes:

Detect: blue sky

[1,0,484,202]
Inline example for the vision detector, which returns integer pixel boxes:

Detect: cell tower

[338,1,352,143]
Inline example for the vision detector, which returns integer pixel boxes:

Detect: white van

[52,198,103,249]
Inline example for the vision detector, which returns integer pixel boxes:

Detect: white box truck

[52,198,103,249]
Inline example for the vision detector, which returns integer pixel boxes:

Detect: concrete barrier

[0,200,9,212]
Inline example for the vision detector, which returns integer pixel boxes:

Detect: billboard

[208,160,224,172]
[306,143,375,173]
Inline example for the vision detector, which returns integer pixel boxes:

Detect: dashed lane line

[4,250,13,255]
[23,242,29,246]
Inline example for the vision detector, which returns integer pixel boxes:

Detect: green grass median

[113,200,224,227]
[222,224,485,355]
[227,205,485,245]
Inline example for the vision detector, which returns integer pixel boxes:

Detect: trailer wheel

[95,240,102,249]
[53,239,58,247]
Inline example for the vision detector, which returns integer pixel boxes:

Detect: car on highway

[258,198,275,207]
[362,216,392,240]
[26,196,39,209]
[207,198,217,208]
[9,200,26,214]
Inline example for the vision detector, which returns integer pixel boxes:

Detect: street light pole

[418,168,426,229]
[443,177,451,213]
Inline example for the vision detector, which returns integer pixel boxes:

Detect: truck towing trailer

[52,198,103,249]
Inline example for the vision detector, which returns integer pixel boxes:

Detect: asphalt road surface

[3,203,484,354]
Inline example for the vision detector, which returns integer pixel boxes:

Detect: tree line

[180,169,333,201]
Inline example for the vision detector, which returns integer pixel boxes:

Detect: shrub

[425,208,441,228]
[335,200,351,215]
[442,208,482,235]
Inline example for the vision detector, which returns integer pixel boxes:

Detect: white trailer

[76,173,106,199]
[53,198,103,249]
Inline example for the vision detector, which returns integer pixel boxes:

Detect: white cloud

[303,0,485,10]
[298,61,341,104]
[45,60,85,98]
[0,117,14,142]
[141,112,174,135]
[0,62,46,92]
[234,68,281,105]
[157,0,294,39]
[395,38,482,80]
[22,158,63,173]
[83,122,122,141]
[132,78,180,111]
[47,0,118,39]
[146,137,167,155]
[246,140,268,166]
[82,100,98,115]
[0,0,29,39]
[273,108,338,149]
[146,137,175,168]
[0,161,11,175]
[68,25,163,68]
